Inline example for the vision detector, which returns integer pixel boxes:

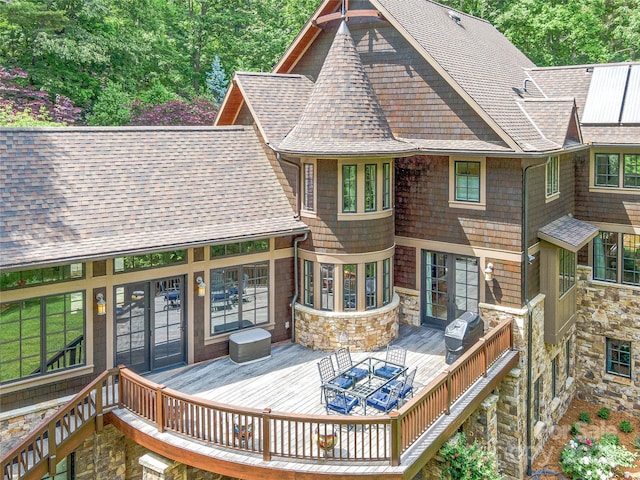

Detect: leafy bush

[597,407,610,420]
[439,432,501,480]
[619,420,634,433]
[600,433,619,446]
[633,435,640,450]
[579,412,592,424]
[560,435,637,480]
[570,422,581,436]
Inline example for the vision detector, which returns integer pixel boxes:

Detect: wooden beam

[314,10,383,26]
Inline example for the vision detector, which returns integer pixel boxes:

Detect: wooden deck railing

[1,319,514,479]
[1,368,119,480]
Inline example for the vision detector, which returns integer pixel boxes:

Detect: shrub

[600,433,619,446]
[560,435,637,480]
[619,420,634,433]
[633,435,640,450]
[597,407,611,420]
[579,412,592,424]
[570,422,581,436]
[439,432,501,480]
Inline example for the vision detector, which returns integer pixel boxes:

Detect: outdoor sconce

[96,293,106,316]
[484,263,494,282]
[196,276,206,297]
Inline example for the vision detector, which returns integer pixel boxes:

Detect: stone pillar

[497,368,527,480]
[464,393,499,457]
[139,453,186,480]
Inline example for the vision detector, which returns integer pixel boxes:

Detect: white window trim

[448,156,486,210]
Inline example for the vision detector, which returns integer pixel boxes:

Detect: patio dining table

[330,356,407,415]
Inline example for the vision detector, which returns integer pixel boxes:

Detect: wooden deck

[146,324,447,416]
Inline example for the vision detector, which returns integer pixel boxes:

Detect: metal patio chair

[373,345,407,379]
[335,347,368,382]
[382,367,417,404]
[366,384,401,414]
[317,356,353,403]
[324,386,359,415]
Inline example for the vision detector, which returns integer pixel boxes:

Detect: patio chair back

[366,384,401,414]
[382,367,416,400]
[324,386,359,415]
[386,345,407,366]
[335,347,369,382]
[317,356,336,383]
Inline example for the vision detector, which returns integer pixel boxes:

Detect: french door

[114,276,186,373]
[421,251,479,329]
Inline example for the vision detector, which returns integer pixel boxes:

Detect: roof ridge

[0,126,247,133]
[235,71,308,79]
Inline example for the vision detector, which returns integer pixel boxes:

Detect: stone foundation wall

[575,265,640,414]
[395,288,420,326]
[294,294,399,351]
[0,394,73,456]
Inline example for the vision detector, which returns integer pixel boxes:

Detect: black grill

[444,311,484,365]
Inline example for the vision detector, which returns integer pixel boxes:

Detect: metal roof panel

[582,65,629,123]
[621,65,640,123]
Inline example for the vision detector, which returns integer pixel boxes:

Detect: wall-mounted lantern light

[196,276,206,297]
[484,263,494,282]
[96,293,106,315]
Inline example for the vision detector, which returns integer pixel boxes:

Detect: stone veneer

[574,265,640,414]
[294,294,400,351]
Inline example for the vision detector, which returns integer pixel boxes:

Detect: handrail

[1,319,514,479]
[1,368,119,480]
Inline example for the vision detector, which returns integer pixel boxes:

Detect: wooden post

[389,412,401,466]
[117,365,125,409]
[262,408,271,462]
[444,368,451,415]
[95,381,104,432]
[480,338,488,377]
[156,385,166,433]
[47,422,57,476]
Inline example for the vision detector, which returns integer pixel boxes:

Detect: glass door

[114,275,185,373]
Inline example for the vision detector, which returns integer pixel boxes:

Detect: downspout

[291,232,309,342]
[523,161,545,476]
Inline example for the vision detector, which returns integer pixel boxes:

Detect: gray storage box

[229,328,272,364]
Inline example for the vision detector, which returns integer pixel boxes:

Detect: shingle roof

[0,127,308,270]
[277,21,414,157]
[405,138,512,153]
[538,215,598,252]
[528,63,640,145]
[372,0,563,152]
[517,99,577,148]
[234,72,314,145]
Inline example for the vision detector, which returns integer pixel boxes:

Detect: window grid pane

[623,154,640,188]
[622,234,640,285]
[593,231,618,282]
[383,258,391,305]
[365,262,377,309]
[365,164,377,212]
[546,156,559,196]
[342,165,356,213]
[343,265,357,311]
[606,338,631,378]
[455,161,480,202]
[559,248,575,296]
[595,153,619,187]
[303,163,314,210]
[382,163,391,210]
[303,260,314,307]
[320,264,334,311]
[1,263,85,290]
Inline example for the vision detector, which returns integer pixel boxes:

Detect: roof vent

[448,10,461,24]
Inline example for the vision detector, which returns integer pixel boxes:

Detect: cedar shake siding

[272,258,294,342]
[394,244,416,290]
[395,156,522,251]
[291,17,503,143]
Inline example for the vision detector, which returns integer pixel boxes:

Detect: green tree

[206,55,228,107]
[87,81,131,126]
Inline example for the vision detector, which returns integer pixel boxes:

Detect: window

[320,264,334,311]
[546,156,559,197]
[422,251,479,327]
[594,152,640,189]
[342,165,357,213]
[382,162,391,210]
[533,377,541,423]
[558,248,575,296]
[42,453,74,480]
[0,292,85,384]
[365,164,377,212]
[1,263,84,290]
[115,250,186,273]
[606,338,631,378]
[210,263,268,335]
[303,260,314,307]
[303,163,315,211]
[593,232,640,286]
[211,239,269,258]
[455,161,481,202]
[365,262,377,309]
[383,258,392,305]
[565,339,571,379]
[551,356,559,398]
[343,264,357,311]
